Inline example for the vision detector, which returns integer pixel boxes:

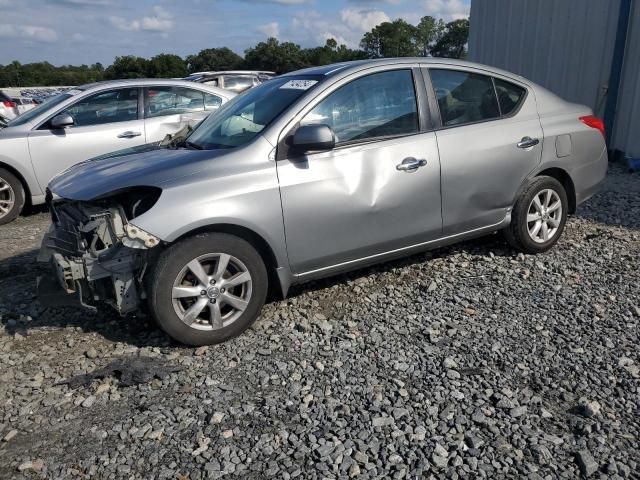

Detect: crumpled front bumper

[37,201,159,314]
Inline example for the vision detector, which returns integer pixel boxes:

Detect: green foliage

[361,19,419,58]
[360,16,469,59]
[103,55,149,80]
[148,54,188,78]
[186,48,243,73]
[0,61,104,87]
[430,19,470,59]
[0,14,469,87]
[243,38,307,74]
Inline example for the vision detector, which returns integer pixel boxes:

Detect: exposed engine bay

[38,189,162,314]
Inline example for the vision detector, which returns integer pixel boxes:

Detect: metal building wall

[468,0,638,158]
[613,1,640,158]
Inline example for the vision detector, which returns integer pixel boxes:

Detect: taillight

[2,100,16,108]
[579,115,605,138]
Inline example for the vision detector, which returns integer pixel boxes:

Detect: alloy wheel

[171,253,253,331]
[526,189,563,243]
[0,177,15,219]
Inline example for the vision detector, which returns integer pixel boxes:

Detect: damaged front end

[37,188,162,314]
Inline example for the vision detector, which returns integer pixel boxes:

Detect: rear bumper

[575,146,608,206]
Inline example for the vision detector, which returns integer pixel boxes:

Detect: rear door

[426,67,543,235]
[28,87,146,189]
[277,67,442,274]
[143,86,218,142]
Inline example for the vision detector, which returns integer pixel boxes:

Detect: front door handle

[517,136,540,149]
[118,131,142,139]
[396,157,427,172]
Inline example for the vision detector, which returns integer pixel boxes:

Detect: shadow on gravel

[19,203,49,218]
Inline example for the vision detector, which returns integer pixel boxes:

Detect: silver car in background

[184,70,276,93]
[0,79,234,224]
[39,58,607,346]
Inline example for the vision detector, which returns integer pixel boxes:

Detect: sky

[0,0,471,66]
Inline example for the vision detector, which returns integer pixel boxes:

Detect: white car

[0,92,19,120]
[12,97,36,115]
[0,79,234,224]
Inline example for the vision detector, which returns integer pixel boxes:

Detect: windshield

[187,76,321,150]
[7,92,76,127]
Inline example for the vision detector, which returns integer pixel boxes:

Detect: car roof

[76,78,235,98]
[283,57,531,85]
[189,70,274,76]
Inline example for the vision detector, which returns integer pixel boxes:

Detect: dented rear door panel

[435,92,543,235]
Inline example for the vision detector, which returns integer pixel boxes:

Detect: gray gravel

[1,164,639,479]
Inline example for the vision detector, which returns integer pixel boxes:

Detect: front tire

[0,168,25,225]
[149,233,268,346]
[504,176,568,254]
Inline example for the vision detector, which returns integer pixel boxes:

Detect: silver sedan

[0,79,234,224]
[40,58,607,345]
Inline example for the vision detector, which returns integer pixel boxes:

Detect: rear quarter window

[494,78,526,116]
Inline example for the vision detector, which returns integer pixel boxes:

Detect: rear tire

[149,233,268,346]
[504,176,568,254]
[0,168,25,225]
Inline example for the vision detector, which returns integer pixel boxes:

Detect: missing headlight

[95,186,162,220]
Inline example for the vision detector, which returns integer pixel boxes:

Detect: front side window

[60,88,138,127]
[494,78,526,116]
[430,69,500,127]
[187,76,322,150]
[301,69,419,144]
[146,87,204,118]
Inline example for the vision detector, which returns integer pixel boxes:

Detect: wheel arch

[535,167,577,214]
[170,223,290,299]
[0,160,31,207]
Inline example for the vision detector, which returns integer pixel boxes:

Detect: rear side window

[146,87,204,118]
[61,88,138,127]
[301,69,419,144]
[430,69,500,127]
[494,78,526,116]
[223,75,255,90]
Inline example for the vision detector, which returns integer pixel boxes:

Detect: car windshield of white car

[187,76,322,150]
[7,92,79,127]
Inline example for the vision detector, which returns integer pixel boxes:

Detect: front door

[427,68,543,235]
[277,69,442,274]
[28,87,146,189]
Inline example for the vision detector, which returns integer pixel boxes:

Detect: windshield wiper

[185,140,203,150]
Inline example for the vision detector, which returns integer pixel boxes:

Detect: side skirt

[291,213,512,285]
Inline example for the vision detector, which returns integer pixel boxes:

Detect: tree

[186,48,243,73]
[147,54,187,78]
[430,19,470,59]
[415,16,445,56]
[103,56,150,79]
[360,19,419,58]
[243,38,307,74]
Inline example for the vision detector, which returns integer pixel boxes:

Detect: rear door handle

[517,136,540,149]
[396,157,427,172]
[118,131,142,139]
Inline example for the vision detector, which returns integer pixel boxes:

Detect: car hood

[49,145,229,201]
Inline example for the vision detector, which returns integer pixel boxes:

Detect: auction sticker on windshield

[279,80,317,90]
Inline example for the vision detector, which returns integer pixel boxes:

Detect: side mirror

[291,124,335,152]
[50,113,75,129]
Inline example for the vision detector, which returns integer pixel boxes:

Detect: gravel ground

[1,164,639,479]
